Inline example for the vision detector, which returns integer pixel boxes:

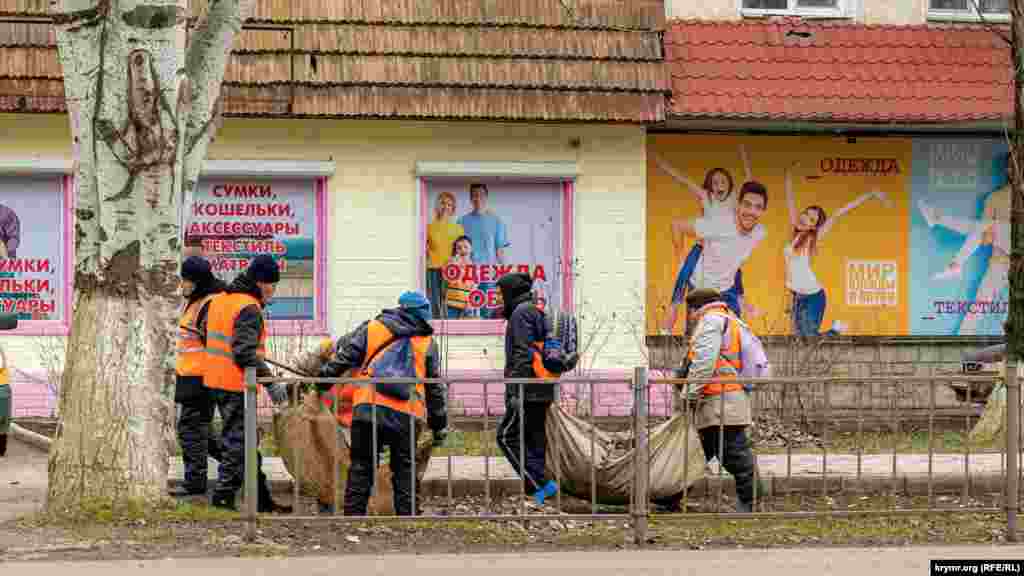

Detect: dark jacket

[499,273,559,404]
[197,273,271,378]
[175,278,228,403]
[320,308,447,432]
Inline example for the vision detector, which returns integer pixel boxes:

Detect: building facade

[650,1,1011,410]
[0,1,666,418]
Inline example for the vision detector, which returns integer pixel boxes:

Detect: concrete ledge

[167,475,1010,500]
[167,459,1014,501]
[10,422,51,453]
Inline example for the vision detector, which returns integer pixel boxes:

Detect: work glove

[562,351,580,373]
[316,364,341,392]
[264,382,289,406]
[432,427,449,447]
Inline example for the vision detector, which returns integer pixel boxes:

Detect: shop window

[928,0,1009,20]
[0,174,73,335]
[417,165,575,336]
[186,171,329,335]
[741,0,846,17]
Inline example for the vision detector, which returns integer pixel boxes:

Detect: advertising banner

[647,134,912,336]
[187,178,318,322]
[910,139,1010,336]
[423,178,563,320]
[0,176,64,322]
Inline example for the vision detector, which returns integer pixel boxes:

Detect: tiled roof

[666,19,1012,123]
[0,1,668,123]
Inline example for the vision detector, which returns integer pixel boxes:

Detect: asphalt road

[6,546,1024,574]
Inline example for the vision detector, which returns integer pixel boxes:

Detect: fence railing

[242,365,1017,545]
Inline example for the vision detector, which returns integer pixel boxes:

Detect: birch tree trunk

[47,0,251,512]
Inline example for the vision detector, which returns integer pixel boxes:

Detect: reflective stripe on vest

[687,305,743,396]
[351,320,428,420]
[203,293,267,392]
[175,294,217,378]
[531,341,558,380]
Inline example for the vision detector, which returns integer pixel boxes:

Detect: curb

[10,422,51,453]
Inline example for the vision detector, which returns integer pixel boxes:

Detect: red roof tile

[666,19,1012,123]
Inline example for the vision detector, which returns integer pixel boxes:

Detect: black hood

[227,272,263,305]
[498,272,533,320]
[377,307,434,338]
[188,277,227,306]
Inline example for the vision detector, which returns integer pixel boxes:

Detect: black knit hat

[245,254,281,284]
[180,256,213,284]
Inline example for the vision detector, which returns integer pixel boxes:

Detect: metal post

[1007,359,1019,542]
[244,367,258,541]
[633,366,650,546]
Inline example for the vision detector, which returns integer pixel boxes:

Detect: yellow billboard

[646,134,912,337]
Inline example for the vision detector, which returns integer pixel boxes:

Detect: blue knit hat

[398,291,431,323]
[245,254,280,284]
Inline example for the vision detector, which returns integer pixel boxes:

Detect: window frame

[415,161,577,337]
[926,0,1010,22]
[188,159,333,336]
[0,160,76,336]
[7,168,74,336]
[739,0,848,18]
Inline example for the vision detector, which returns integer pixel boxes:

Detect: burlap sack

[273,389,435,515]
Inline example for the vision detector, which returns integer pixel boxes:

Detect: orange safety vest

[203,293,267,392]
[175,294,217,378]
[321,383,356,427]
[687,304,743,396]
[351,320,430,420]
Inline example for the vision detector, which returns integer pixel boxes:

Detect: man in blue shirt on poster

[457,183,509,319]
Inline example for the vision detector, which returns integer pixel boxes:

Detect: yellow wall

[0,114,647,373]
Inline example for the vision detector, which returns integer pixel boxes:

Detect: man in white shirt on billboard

[670,181,769,326]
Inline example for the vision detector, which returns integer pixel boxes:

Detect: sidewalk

[169,450,1012,497]
[8,546,1024,575]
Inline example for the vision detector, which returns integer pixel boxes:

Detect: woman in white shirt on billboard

[785,160,889,338]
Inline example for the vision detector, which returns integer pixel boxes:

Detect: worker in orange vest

[170,256,226,498]
[494,272,578,506]
[317,291,448,516]
[201,254,291,511]
[681,288,755,513]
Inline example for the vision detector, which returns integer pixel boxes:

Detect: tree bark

[47,0,250,512]
[1009,3,1024,364]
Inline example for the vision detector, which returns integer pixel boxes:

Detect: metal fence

[241,365,1019,545]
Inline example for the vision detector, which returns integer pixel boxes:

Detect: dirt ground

[0,435,1014,564]
[0,490,1012,563]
